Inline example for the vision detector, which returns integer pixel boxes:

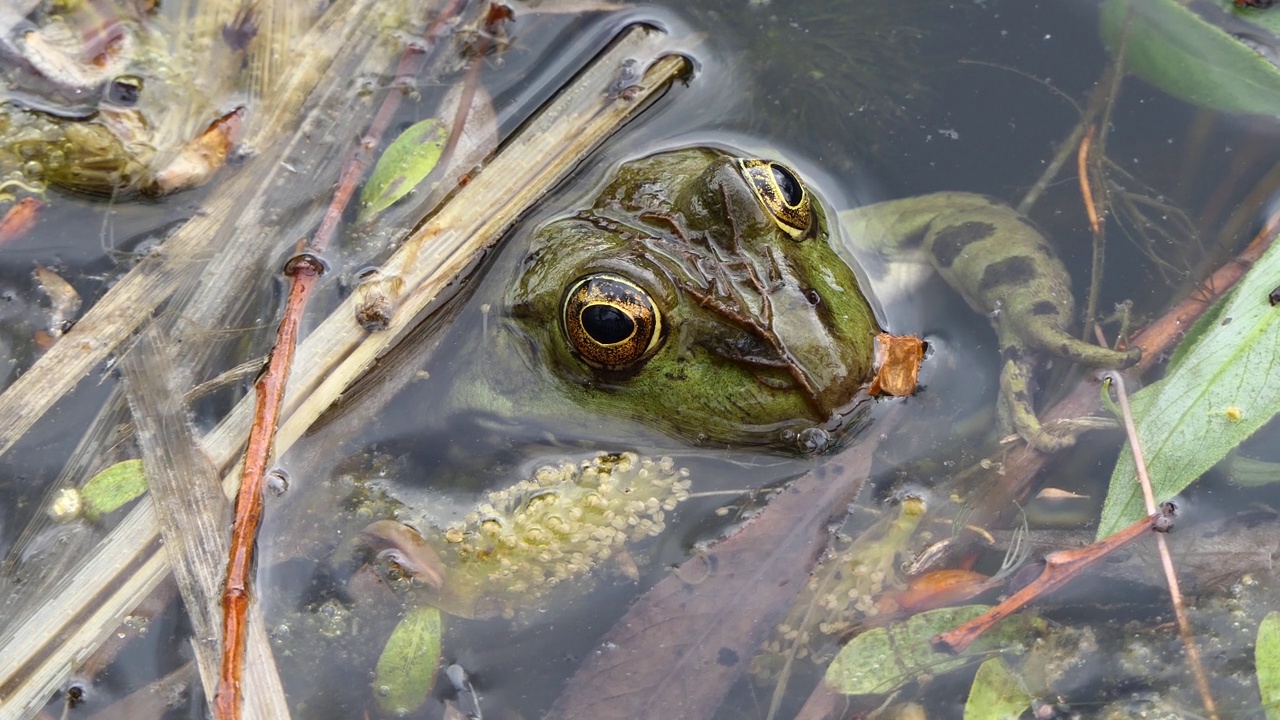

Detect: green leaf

[81,459,147,521]
[359,118,448,221]
[1258,611,1280,719]
[373,605,442,716]
[964,657,1031,720]
[825,605,1037,696]
[1097,239,1280,538]
[1100,0,1280,116]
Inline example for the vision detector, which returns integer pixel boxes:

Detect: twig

[1016,60,1118,216]
[214,5,472,717]
[1104,373,1219,720]
[1077,126,1101,239]
[1079,122,1106,345]
[1081,20,1129,344]
[931,510,1156,654]
[213,252,322,720]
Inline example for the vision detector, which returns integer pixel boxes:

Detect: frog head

[485,148,881,453]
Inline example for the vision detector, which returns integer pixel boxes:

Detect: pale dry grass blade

[0,25,688,717]
[120,327,290,719]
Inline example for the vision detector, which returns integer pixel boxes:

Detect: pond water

[2,0,1280,718]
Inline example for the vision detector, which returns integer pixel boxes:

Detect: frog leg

[842,193,1140,451]
[995,344,1070,452]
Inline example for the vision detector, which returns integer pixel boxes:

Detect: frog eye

[562,274,663,369]
[737,158,813,239]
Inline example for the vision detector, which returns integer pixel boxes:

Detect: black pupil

[581,304,634,344]
[771,165,803,206]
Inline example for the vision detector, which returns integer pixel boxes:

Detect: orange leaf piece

[888,568,995,614]
[869,332,926,397]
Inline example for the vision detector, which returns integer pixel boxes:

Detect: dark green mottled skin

[841,192,1140,451]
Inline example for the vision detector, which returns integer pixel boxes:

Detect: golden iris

[737,158,812,239]
[562,274,662,369]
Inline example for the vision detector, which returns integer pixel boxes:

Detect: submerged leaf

[964,657,1030,720]
[825,605,1036,696]
[1260,612,1280,719]
[359,117,448,220]
[1100,0,1280,116]
[74,459,147,522]
[374,605,442,716]
[1097,239,1280,538]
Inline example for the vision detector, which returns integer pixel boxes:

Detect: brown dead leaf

[0,198,41,246]
[869,333,925,397]
[152,107,245,195]
[548,440,878,720]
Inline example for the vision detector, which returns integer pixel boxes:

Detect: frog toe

[1011,316,1140,369]
[999,351,1076,452]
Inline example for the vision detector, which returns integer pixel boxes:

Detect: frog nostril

[804,289,822,307]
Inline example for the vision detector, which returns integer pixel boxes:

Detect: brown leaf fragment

[884,568,998,614]
[151,107,245,196]
[33,264,81,339]
[869,332,925,397]
[0,198,41,246]
[548,442,877,720]
[360,519,446,590]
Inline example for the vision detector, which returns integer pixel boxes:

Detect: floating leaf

[964,657,1030,720]
[1100,0,1280,116]
[48,459,147,523]
[359,117,448,221]
[374,605,442,716]
[359,82,497,223]
[1097,239,1280,538]
[825,605,1037,696]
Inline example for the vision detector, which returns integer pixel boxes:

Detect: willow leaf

[825,605,1036,697]
[1101,0,1280,116]
[1260,612,1280,719]
[359,117,448,221]
[1097,239,1280,538]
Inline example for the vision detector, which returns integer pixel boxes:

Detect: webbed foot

[996,342,1136,453]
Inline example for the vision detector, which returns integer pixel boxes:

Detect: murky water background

[3,0,1280,717]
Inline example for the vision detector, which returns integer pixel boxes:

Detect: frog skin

[841,193,1141,451]
[443,146,883,455]
[446,149,1137,455]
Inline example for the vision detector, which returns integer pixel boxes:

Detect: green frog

[444,147,1138,455]
[443,147,882,456]
[284,146,1141,716]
